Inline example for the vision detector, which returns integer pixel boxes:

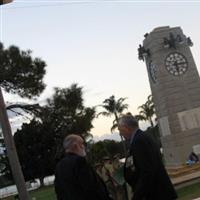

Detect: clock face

[165,52,188,76]
[149,61,157,83]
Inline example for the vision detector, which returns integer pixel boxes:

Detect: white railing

[0,175,55,199]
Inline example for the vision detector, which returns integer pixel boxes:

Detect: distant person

[187,151,199,165]
[118,114,177,200]
[54,134,113,200]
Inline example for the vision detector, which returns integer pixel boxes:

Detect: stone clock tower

[139,26,200,166]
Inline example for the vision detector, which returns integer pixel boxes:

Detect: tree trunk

[0,88,30,200]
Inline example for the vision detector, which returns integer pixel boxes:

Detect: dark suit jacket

[54,152,112,200]
[124,129,177,200]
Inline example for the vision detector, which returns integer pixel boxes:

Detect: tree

[0,42,46,199]
[97,95,128,155]
[0,137,13,188]
[14,120,56,186]
[135,95,161,148]
[135,95,155,127]
[44,84,96,160]
[88,140,124,164]
[0,42,46,98]
[14,84,96,186]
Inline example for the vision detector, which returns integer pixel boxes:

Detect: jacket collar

[130,128,141,144]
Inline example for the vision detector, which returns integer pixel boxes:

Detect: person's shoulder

[67,153,87,166]
[136,129,144,135]
[57,153,84,166]
[133,129,152,145]
[135,130,158,148]
[134,129,145,140]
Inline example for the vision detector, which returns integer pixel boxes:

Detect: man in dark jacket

[54,134,112,200]
[118,114,177,200]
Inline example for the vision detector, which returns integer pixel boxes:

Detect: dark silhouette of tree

[88,140,124,164]
[14,120,55,187]
[0,138,13,188]
[97,95,128,155]
[14,84,96,186]
[98,95,128,131]
[135,94,155,127]
[0,42,46,98]
[0,42,46,198]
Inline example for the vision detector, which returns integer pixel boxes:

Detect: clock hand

[174,61,180,72]
[176,62,186,65]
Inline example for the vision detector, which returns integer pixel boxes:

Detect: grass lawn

[2,182,200,200]
[177,182,200,200]
[2,186,56,200]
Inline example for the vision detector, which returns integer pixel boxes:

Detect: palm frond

[111,123,118,133]
[112,118,117,125]
[135,114,146,121]
[96,111,111,118]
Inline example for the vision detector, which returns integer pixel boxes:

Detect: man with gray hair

[54,134,113,200]
[118,114,177,200]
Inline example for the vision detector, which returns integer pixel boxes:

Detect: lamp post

[0,1,30,199]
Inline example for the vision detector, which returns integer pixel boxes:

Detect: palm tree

[97,95,128,155]
[135,95,155,127]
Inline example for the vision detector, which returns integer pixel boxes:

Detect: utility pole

[0,89,30,199]
[0,1,30,199]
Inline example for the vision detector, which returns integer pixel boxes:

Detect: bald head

[63,134,86,157]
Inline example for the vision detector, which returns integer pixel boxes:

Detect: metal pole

[0,88,30,200]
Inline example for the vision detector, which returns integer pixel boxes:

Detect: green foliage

[2,186,56,200]
[99,95,128,116]
[13,84,96,184]
[98,95,128,132]
[44,84,95,133]
[4,182,200,200]
[98,95,129,156]
[0,42,46,189]
[177,182,200,200]
[14,120,56,183]
[0,174,14,189]
[135,95,162,149]
[0,42,46,98]
[0,139,13,187]
[135,94,156,127]
[88,140,124,164]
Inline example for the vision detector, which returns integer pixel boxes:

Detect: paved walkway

[171,170,200,185]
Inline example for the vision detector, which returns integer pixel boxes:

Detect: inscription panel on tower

[177,107,200,131]
[158,116,171,136]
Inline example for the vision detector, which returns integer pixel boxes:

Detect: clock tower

[139,26,200,166]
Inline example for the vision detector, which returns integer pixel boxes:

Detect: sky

[1,0,200,141]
